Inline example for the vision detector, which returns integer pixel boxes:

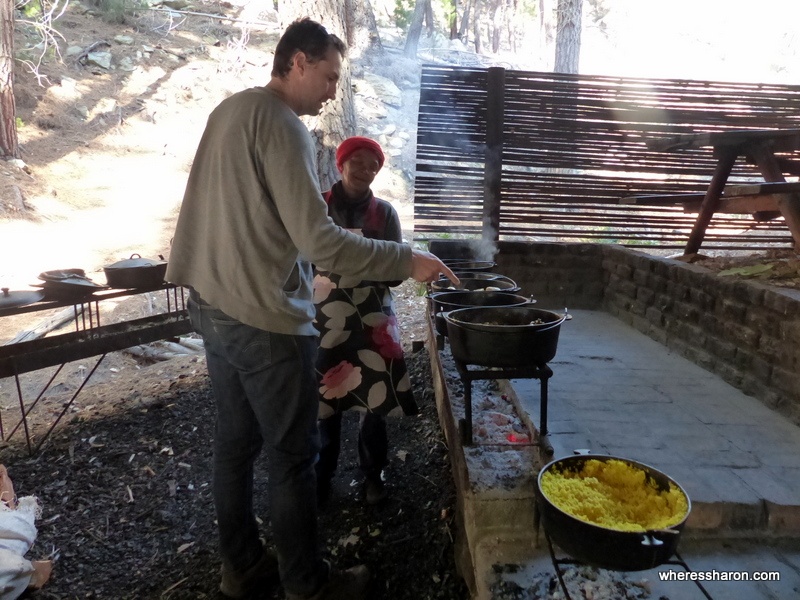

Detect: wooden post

[482,66,505,243]
[750,145,800,251]
[684,148,737,255]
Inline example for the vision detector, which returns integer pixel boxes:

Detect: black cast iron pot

[428,291,533,338]
[437,271,515,284]
[103,254,168,289]
[536,454,691,571]
[444,306,565,368]
[441,259,495,272]
[431,276,520,294]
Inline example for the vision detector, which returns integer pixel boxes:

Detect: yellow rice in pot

[539,459,688,532]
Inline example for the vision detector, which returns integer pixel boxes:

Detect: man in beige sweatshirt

[166,17,456,600]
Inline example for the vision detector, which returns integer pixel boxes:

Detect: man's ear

[293,51,308,75]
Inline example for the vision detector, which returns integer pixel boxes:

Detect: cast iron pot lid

[38,268,88,282]
[105,253,166,269]
[37,269,105,289]
[0,287,46,309]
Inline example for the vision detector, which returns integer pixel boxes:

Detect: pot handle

[531,315,567,333]
[425,294,443,314]
[647,527,680,536]
[129,253,142,259]
[640,534,665,548]
[641,527,679,548]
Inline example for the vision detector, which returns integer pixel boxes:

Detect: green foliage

[393,0,415,32]
[443,0,456,29]
[15,117,24,129]
[19,1,43,19]
[520,0,538,19]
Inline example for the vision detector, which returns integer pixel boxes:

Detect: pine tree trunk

[539,0,554,67]
[458,0,472,41]
[277,0,356,190]
[347,0,383,57]
[0,0,18,159]
[505,0,518,53]
[473,0,482,54]
[554,0,582,73]
[403,0,428,58]
[449,0,459,39]
[424,0,434,35]
[489,0,502,53]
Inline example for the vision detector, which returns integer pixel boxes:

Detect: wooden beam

[685,149,738,255]
[723,181,800,197]
[750,145,800,250]
[620,193,706,206]
[648,128,800,152]
[681,196,781,214]
[482,67,505,243]
[0,312,191,378]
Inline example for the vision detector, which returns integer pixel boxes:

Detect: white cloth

[0,497,40,600]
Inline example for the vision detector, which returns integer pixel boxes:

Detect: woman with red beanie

[313,136,417,506]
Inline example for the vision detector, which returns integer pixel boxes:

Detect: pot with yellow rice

[536,454,690,571]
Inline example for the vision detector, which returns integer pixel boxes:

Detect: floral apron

[314,257,417,420]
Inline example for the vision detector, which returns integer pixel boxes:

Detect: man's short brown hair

[271,18,346,79]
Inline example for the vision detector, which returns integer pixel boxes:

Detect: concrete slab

[511,309,800,530]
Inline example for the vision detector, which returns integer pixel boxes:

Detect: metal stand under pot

[453,359,553,455]
[538,530,713,600]
[444,306,567,455]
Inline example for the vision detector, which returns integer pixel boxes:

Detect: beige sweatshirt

[165,86,412,335]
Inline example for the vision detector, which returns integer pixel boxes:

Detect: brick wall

[600,244,800,424]
[429,239,605,308]
[428,240,800,423]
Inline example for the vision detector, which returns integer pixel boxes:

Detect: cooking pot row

[428,290,534,339]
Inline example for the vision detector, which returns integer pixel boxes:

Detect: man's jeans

[188,292,325,596]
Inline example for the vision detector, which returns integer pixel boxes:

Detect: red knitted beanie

[335,136,385,172]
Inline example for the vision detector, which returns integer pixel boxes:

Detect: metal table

[0,285,191,454]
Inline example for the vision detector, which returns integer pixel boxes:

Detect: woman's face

[341,148,381,197]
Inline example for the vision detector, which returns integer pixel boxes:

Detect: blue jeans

[188,292,325,596]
